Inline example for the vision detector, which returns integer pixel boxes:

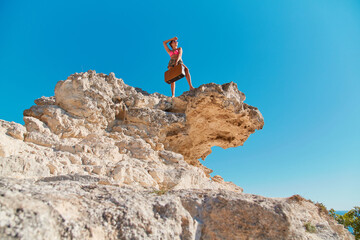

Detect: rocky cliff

[0,71,353,239]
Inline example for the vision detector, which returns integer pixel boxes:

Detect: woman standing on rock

[163,37,194,97]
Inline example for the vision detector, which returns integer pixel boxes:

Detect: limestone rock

[0,178,353,240]
[0,70,352,239]
[3,121,26,140]
[15,70,263,188]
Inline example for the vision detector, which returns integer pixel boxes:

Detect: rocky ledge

[0,70,353,239]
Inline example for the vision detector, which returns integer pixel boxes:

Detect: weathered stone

[0,71,352,239]
[4,121,26,140]
[34,96,56,106]
[0,179,353,240]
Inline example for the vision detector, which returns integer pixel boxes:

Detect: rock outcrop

[0,70,353,239]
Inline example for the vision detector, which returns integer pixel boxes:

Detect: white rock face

[0,70,353,239]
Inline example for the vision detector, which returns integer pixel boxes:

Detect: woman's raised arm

[163,37,178,53]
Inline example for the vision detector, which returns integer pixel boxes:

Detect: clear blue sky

[1,0,359,210]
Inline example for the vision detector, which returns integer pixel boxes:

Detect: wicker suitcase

[164,64,185,84]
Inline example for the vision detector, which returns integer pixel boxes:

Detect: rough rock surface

[0,70,353,239]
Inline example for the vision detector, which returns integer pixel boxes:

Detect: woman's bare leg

[171,82,175,98]
[184,65,194,90]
